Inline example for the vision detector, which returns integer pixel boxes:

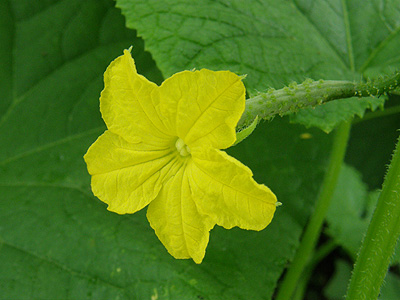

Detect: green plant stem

[238,71,400,128]
[345,135,400,300]
[292,240,337,300]
[275,122,351,300]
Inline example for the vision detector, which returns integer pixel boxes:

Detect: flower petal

[147,166,215,264]
[84,130,175,214]
[158,69,245,149]
[189,147,277,230]
[100,50,171,145]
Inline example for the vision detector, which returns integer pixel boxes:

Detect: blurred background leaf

[1,0,400,299]
[0,0,331,299]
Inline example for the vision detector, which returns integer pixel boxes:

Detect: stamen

[175,138,191,157]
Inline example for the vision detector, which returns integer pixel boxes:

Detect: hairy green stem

[239,71,400,128]
[275,122,351,300]
[345,135,400,300]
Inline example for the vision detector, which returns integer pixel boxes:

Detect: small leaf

[234,115,259,146]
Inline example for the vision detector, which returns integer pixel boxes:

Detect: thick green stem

[345,135,400,300]
[275,122,351,300]
[238,71,400,128]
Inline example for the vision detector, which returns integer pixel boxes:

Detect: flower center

[175,138,191,157]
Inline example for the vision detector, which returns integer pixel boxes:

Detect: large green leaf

[116,0,400,131]
[0,0,333,299]
[292,97,385,133]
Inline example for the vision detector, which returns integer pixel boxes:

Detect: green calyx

[234,116,258,146]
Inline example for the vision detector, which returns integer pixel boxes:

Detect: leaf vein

[0,126,104,166]
[0,241,127,293]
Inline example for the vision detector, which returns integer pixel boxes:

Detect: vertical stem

[275,122,352,300]
[345,135,400,300]
[292,241,337,300]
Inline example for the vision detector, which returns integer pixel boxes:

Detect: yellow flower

[84,49,277,263]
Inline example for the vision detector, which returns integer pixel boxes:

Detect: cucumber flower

[84,49,277,263]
